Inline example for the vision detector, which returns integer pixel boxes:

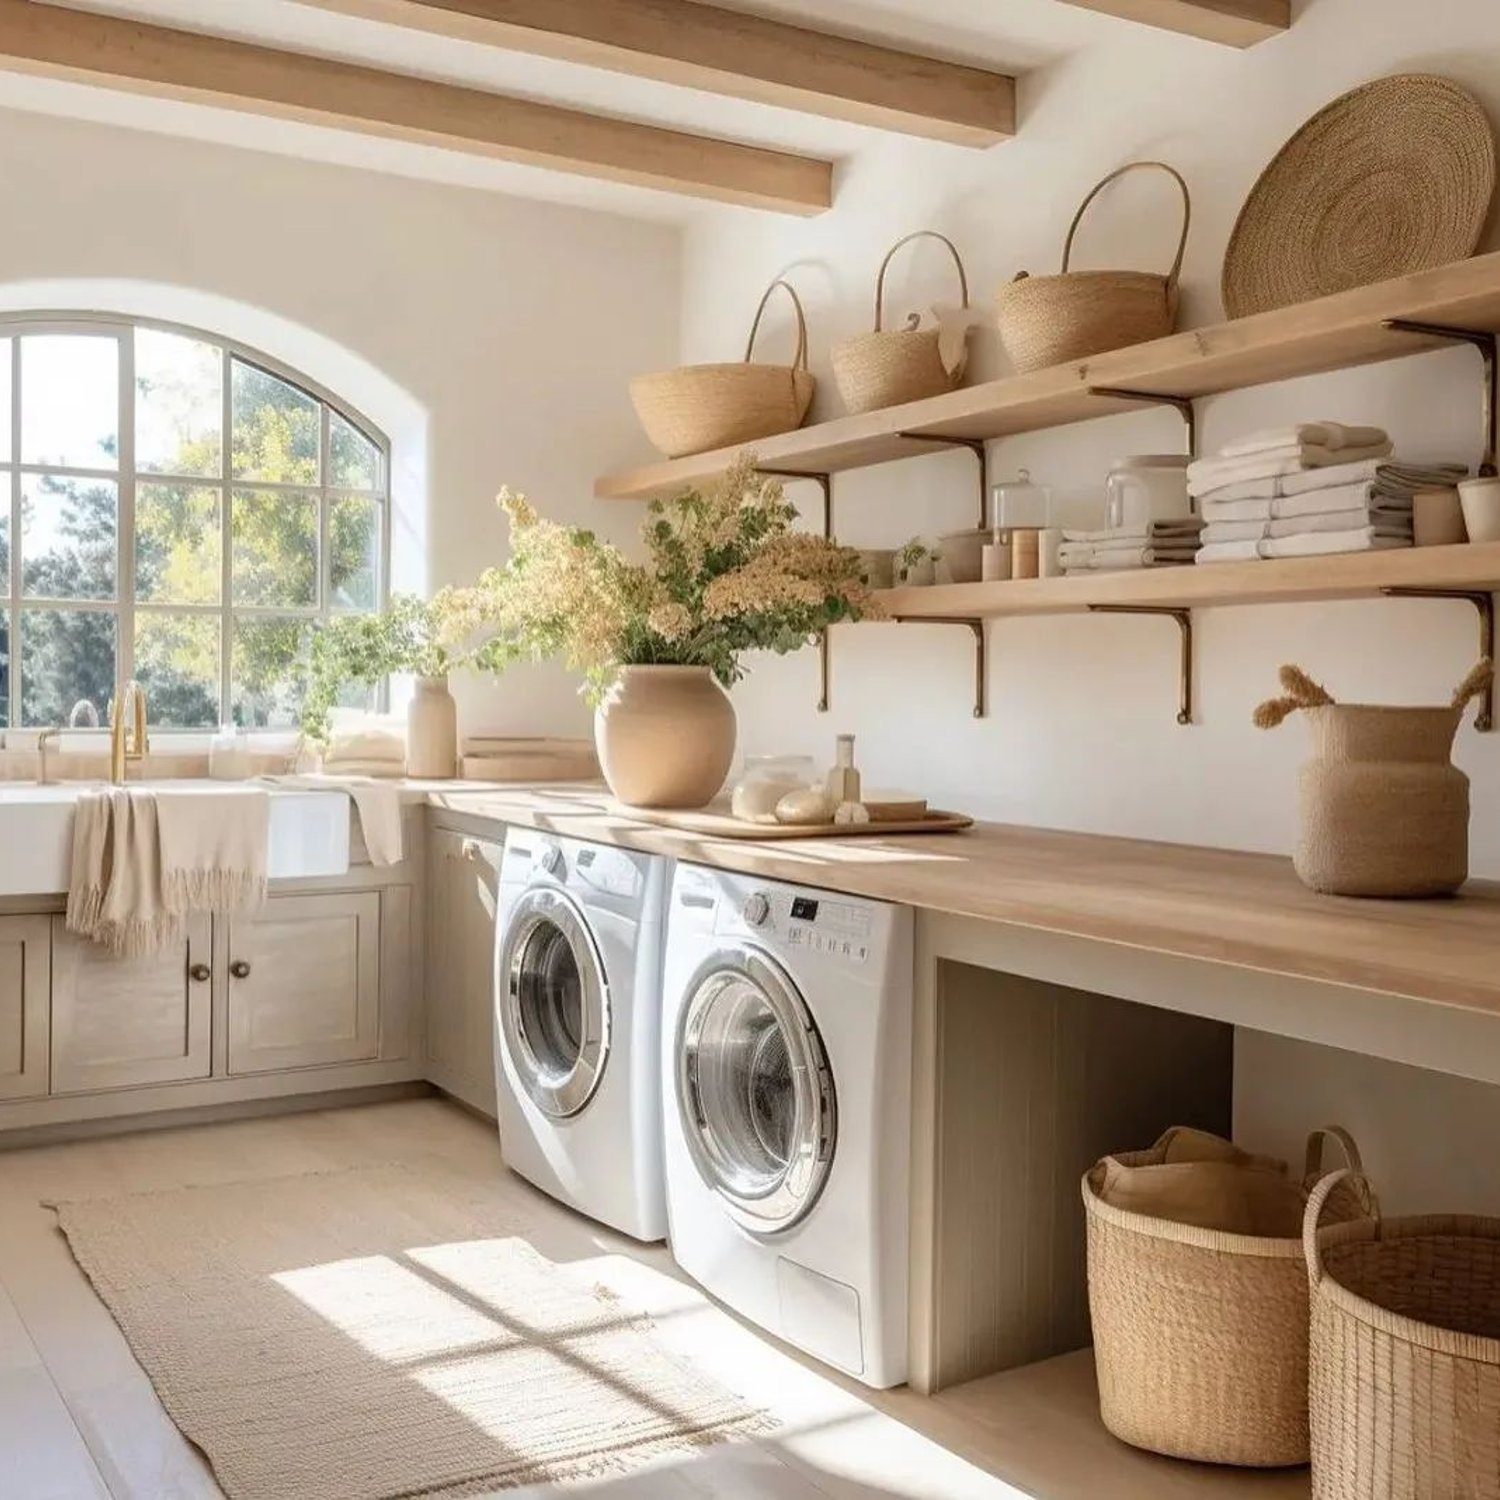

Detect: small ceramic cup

[1011,529,1040,580]
[1037,527,1064,578]
[981,536,1012,582]
[1458,476,1500,543]
[1412,487,1467,547]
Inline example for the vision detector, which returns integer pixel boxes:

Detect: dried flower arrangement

[472,455,883,701]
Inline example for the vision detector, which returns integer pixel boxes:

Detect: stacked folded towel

[1189,424,1467,565]
[1059,518,1203,573]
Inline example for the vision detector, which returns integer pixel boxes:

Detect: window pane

[0,614,8,729]
[0,338,11,462]
[232,489,317,607]
[136,330,222,477]
[20,335,118,470]
[231,361,319,484]
[330,495,379,610]
[21,475,117,600]
[329,412,380,491]
[0,487,9,588]
[135,611,220,728]
[136,483,221,605]
[20,609,116,727]
[231,617,311,728]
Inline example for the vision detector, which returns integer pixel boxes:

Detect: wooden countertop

[427,785,1500,1017]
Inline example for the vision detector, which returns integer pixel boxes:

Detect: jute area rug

[49,1163,768,1499]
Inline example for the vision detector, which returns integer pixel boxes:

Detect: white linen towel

[1200,485,1417,524]
[66,790,177,958]
[262,774,405,867]
[154,787,269,914]
[1187,440,1394,497]
[1193,459,1466,506]
[1061,519,1203,545]
[1217,423,1387,459]
[1201,508,1413,543]
[1061,546,1199,571]
[1197,530,1409,564]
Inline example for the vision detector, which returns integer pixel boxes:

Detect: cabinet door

[425,827,501,1117]
[226,892,380,1074]
[51,916,212,1094]
[0,916,50,1101]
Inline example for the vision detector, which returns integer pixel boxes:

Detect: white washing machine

[660,862,914,1388]
[493,829,668,1242]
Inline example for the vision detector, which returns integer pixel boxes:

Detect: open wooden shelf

[876,542,1500,620]
[596,252,1500,500]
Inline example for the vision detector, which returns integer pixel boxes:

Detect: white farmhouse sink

[0,781,351,896]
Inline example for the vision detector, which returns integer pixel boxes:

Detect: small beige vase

[1255,661,1492,898]
[406,674,458,779]
[594,665,736,809]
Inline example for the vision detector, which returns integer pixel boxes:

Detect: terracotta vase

[594,665,736,809]
[406,674,458,779]
[1295,704,1469,897]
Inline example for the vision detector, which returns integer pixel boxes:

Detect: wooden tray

[621,802,973,839]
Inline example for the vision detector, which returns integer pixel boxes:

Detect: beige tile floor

[0,1097,1310,1499]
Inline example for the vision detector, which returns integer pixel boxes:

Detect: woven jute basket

[629,278,814,459]
[1224,74,1496,319]
[1306,1169,1500,1500]
[996,161,1190,374]
[831,231,970,415]
[1084,1126,1368,1468]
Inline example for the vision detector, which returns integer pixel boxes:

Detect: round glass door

[498,887,609,1118]
[676,947,836,1235]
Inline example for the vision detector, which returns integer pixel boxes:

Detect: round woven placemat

[1223,75,1495,319]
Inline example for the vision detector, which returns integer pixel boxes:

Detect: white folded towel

[154,787,269,914]
[1217,423,1388,459]
[1062,519,1203,545]
[1197,530,1410,564]
[1200,484,1417,524]
[1194,459,1467,506]
[1187,440,1394,497]
[1062,547,1199,571]
[1202,508,1413,543]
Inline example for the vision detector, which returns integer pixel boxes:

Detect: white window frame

[0,312,390,731]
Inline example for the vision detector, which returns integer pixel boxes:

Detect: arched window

[0,315,388,731]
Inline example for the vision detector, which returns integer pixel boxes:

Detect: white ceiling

[4,0,1134,223]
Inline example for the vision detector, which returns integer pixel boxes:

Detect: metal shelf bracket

[890,615,988,718]
[894,432,989,529]
[1383,319,1498,477]
[758,467,834,712]
[1086,387,1198,458]
[1089,605,1195,725]
[1381,586,1496,731]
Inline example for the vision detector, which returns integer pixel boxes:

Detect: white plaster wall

[0,106,680,736]
[676,0,1500,873]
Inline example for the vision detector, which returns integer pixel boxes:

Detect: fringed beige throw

[65,788,179,957]
[49,1164,768,1499]
[155,786,269,912]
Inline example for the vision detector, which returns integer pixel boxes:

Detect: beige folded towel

[154,787,269,914]
[1218,422,1388,460]
[66,789,178,958]
[1186,440,1394,497]
[261,774,405,867]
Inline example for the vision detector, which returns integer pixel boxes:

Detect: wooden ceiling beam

[0,0,832,214]
[297,0,1017,146]
[1056,0,1289,47]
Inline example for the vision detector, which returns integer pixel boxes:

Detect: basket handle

[1303,1166,1382,1288]
[1060,161,1191,291]
[744,278,809,371]
[1303,1125,1363,1181]
[874,231,970,332]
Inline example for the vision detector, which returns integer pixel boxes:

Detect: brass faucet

[110,680,150,784]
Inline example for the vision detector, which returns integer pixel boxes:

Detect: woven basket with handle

[629,278,814,459]
[831,231,970,415]
[996,161,1190,374]
[1306,1168,1500,1499]
[1084,1125,1368,1467]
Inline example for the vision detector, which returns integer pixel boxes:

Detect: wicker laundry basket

[1306,1169,1500,1500]
[831,231,971,414]
[996,161,1190,374]
[1084,1126,1368,1467]
[629,278,814,459]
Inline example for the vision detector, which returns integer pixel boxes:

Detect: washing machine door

[676,946,837,1235]
[498,886,610,1119]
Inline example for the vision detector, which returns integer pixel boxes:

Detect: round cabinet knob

[537,846,564,877]
[189,962,211,983]
[229,959,252,979]
[742,892,770,927]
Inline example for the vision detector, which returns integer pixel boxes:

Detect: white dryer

[493,829,668,1242]
[660,862,914,1388]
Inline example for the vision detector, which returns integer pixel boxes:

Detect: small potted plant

[896,538,938,586]
[475,456,882,808]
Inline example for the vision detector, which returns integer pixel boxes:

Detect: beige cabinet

[425,826,501,1117]
[0,916,50,1101]
[226,891,381,1074]
[51,916,212,1094]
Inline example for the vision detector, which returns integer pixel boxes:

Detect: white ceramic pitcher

[1105,454,1191,531]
